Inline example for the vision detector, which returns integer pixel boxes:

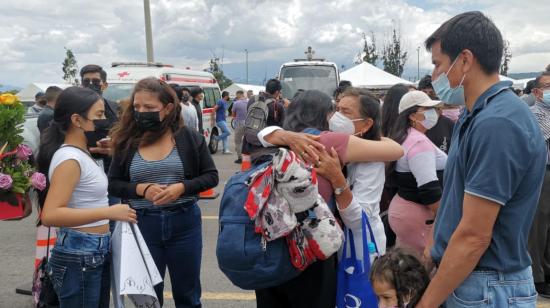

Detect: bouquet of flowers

[0,93,46,220]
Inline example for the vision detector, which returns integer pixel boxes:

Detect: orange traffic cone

[199,188,220,200]
[241,154,251,171]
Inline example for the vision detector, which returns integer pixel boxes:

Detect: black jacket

[108,127,219,200]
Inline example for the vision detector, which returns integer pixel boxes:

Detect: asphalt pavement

[1,136,549,307]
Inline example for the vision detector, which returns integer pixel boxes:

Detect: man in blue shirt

[417,11,547,307]
[214,91,232,154]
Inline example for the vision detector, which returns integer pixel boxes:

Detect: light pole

[416,46,420,81]
[144,0,154,63]
[245,49,249,84]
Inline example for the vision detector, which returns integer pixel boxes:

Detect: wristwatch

[334,181,349,196]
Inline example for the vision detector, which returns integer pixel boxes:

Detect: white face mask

[329,112,364,135]
[420,108,439,130]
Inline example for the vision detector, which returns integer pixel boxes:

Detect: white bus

[103,62,222,153]
[278,61,340,99]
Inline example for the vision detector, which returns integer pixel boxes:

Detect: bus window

[279,65,338,99]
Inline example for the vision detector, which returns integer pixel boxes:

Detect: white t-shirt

[48,146,109,228]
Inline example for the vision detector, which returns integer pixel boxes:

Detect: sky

[1,0,549,88]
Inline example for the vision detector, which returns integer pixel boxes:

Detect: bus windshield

[103,83,135,102]
[279,65,338,99]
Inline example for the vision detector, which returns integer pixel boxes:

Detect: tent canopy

[17,82,71,102]
[340,62,413,89]
[223,83,265,98]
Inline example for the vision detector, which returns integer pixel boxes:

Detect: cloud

[0,0,549,88]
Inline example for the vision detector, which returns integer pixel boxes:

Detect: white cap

[398,90,441,114]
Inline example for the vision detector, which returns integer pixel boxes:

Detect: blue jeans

[445,267,537,307]
[136,203,202,308]
[47,228,111,308]
[216,120,231,152]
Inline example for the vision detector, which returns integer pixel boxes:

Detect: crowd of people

[19,10,550,308]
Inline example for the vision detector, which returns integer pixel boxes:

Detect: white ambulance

[103,62,222,153]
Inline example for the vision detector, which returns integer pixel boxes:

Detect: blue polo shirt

[431,81,547,272]
[216,99,228,122]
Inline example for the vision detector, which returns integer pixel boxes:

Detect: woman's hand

[282,131,325,164]
[314,147,345,187]
[108,204,137,223]
[143,184,167,202]
[153,183,185,205]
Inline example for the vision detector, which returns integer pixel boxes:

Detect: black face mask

[84,83,103,96]
[134,111,163,132]
[84,119,111,150]
[182,94,190,102]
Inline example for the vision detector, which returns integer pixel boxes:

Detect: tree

[382,27,408,77]
[207,57,233,89]
[62,47,79,85]
[362,32,378,65]
[500,40,512,76]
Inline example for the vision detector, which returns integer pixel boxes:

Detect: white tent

[223,83,265,98]
[17,82,71,102]
[499,75,527,89]
[340,62,413,89]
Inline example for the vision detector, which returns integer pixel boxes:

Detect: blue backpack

[216,161,301,290]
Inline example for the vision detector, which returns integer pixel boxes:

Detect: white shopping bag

[111,221,163,308]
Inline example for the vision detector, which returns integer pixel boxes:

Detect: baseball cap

[398,90,441,114]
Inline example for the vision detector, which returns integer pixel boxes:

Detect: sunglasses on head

[82,78,102,86]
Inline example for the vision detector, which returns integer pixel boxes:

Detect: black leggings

[255,255,337,308]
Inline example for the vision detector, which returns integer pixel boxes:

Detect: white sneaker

[223,150,233,154]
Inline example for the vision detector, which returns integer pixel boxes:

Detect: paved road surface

[1,137,549,307]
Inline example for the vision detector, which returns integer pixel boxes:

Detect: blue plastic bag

[336,211,379,308]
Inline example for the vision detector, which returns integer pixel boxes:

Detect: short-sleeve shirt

[232,99,248,123]
[431,81,547,272]
[317,131,349,203]
[216,99,228,122]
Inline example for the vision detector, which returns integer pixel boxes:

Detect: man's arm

[416,193,500,307]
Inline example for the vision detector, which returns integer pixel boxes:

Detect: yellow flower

[0,93,19,106]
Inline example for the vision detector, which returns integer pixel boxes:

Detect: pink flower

[31,172,47,191]
[16,144,32,161]
[0,173,13,190]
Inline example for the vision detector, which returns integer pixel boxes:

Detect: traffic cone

[241,154,251,171]
[199,188,220,200]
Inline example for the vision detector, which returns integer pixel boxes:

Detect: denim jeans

[444,267,537,307]
[136,203,202,308]
[46,228,111,308]
[216,120,231,152]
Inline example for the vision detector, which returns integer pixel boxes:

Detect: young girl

[37,86,137,307]
[369,248,430,308]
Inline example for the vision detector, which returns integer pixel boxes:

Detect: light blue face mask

[432,56,466,106]
[542,90,550,106]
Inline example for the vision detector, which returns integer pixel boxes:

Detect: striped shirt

[129,147,196,209]
[530,102,550,165]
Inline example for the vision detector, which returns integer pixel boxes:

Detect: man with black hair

[417,11,547,307]
[190,87,205,134]
[214,91,232,154]
[37,86,62,133]
[528,71,550,298]
[28,91,46,115]
[522,79,537,106]
[242,79,286,161]
[418,75,437,99]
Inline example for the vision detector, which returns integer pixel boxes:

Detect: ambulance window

[203,88,215,108]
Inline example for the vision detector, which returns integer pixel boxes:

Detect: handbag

[336,211,379,308]
[32,227,59,308]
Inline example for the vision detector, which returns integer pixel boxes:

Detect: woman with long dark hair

[387,90,447,256]
[381,84,410,137]
[315,87,388,257]
[37,87,137,307]
[255,89,404,308]
[108,78,218,307]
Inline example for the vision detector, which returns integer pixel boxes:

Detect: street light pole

[245,49,249,84]
[416,46,420,81]
[144,0,154,63]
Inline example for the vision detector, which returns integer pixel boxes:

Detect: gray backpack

[244,96,274,146]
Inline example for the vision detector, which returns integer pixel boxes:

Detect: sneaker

[536,282,550,298]
[234,158,242,164]
[223,150,233,155]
